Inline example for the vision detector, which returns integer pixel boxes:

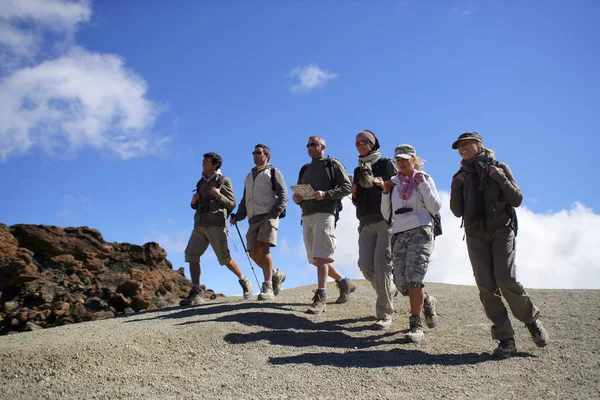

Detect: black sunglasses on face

[355,139,370,147]
[252,151,264,155]
[306,142,320,148]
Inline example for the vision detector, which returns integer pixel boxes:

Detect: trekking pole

[233,222,261,288]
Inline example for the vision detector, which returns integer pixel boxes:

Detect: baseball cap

[394,144,416,159]
[451,132,483,149]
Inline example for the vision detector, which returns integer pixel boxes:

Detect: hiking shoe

[179,289,204,306]
[335,279,357,304]
[492,338,518,359]
[238,277,253,300]
[406,315,424,343]
[374,319,392,330]
[306,289,327,314]
[258,282,275,301]
[423,295,438,328]
[272,269,286,296]
[525,320,549,347]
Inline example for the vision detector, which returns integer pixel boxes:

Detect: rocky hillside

[0,224,221,334]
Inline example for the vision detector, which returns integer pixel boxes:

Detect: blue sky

[1,0,599,296]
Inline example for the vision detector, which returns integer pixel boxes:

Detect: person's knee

[257,241,271,256]
[249,248,261,261]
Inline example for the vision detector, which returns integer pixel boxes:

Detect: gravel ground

[1,281,599,400]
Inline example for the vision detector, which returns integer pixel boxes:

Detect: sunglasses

[355,139,370,147]
[252,151,265,155]
[306,142,321,148]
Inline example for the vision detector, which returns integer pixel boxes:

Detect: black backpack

[270,167,286,219]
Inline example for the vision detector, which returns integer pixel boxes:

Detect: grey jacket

[297,156,351,216]
[235,164,288,223]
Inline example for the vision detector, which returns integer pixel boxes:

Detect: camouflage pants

[391,225,435,296]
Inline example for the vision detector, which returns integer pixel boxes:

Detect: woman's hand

[489,165,499,175]
[351,184,358,197]
[383,180,395,194]
[414,172,425,185]
[373,177,384,188]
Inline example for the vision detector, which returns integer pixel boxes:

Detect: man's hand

[292,193,303,204]
[489,165,499,175]
[312,190,325,201]
[383,180,395,194]
[229,215,237,225]
[191,193,199,207]
[414,172,425,185]
[210,187,221,199]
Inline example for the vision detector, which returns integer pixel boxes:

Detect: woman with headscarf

[380,144,441,342]
[351,130,398,330]
[450,131,549,358]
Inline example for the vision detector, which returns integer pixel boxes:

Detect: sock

[336,277,350,283]
[239,275,246,280]
[191,284,200,292]
[424,293,430,304]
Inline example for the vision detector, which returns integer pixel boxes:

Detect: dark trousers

[466,226,540,340]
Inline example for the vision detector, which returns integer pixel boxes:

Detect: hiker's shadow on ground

[123,302,305,323]
[268,349,496,368]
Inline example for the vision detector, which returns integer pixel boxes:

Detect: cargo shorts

[391,225,435,296]
[184,225,232,265]
[247,214,279,249]
[302,212,336,263]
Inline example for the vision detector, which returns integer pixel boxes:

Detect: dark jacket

[192,173,236,227]
[450,161,522,234]
[297,156,351,216]
[352,158,398,226]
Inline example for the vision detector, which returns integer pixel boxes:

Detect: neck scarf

[461,150,496,225]
[357,150,381,187]
[397,170,416,200]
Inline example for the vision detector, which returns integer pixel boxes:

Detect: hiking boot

[306,289,327,314]
[423,295,438,328]
[405,315,424,343]
[238,277,253,300]
[179,288,204,306]
[272,269,286,296]
[258,282,275,301]
[492,338,518,359]
[525,320,549,347]
[374,319,392,330]
[335,279,357,304]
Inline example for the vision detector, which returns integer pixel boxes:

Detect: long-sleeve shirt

[381,172,442,234]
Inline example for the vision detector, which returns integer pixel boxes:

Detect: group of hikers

[179,130,549,358]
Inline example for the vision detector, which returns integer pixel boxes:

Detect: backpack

[298,157,344,225]
[429,212,443,237]
[270,167,286,219]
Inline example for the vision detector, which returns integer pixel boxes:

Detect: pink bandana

[397,171,416,200]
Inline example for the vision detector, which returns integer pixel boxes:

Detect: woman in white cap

[450,131,549,358]
[351,130,398,330]
[381,144,441,343]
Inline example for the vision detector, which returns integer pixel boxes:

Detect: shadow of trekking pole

[233,222,261,288]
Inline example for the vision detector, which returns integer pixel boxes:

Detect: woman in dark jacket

[351,130,398,330]
[449,131,549,358]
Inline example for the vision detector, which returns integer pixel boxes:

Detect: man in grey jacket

[180,152,253,306]
[230,144,288,300]
[293,136,356,314]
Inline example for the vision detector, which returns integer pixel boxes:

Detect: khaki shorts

[302,213,336,263]
[247,215,279,249]
[184,225,232,265]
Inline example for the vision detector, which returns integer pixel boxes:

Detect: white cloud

[461,7,476,17]
[334,192,600,290]
[288,64,339,93]
[0,0,165,162]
